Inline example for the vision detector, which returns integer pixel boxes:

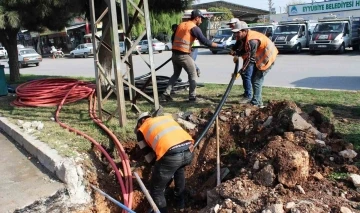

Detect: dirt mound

[79,100,360,213]
[183,100,360,213]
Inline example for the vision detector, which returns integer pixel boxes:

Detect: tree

[0,0,83,82]
[0,0,195,82]
[284,0,306,13]
[80,0,194,78]
[207,7,233,21]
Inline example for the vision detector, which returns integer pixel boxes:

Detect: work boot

[188,97,197,102]
[238,96,251,104]
[160,93,173,102]
[174,195,185,212]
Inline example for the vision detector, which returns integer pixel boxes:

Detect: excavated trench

[77,100,360,213]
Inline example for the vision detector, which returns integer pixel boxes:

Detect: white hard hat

[134,112,151,133]
[231,21,249,32]
[226,18,240,25]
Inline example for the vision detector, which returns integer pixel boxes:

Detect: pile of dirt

[183,100,360,213]
[79,100,360,213]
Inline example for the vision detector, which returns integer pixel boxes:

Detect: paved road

[2,49,360,90]
[0,131,64,212]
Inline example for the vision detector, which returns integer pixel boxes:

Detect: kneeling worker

[134,112,194,213]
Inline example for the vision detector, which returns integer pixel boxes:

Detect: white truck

[248,24,276,40]
[272,19,316,53]
[309,15,360,54]
[210,27,235,54]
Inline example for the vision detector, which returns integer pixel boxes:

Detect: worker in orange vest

[134,112,194,213]
[161,9,226,102]
[231,21,278,107]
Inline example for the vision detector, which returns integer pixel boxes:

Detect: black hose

[135,57,172,80]
[193,61,240,149]
[123,75,188,95]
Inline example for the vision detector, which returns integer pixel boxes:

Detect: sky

[195,0,316,13]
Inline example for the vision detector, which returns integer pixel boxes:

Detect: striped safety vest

[244,30,278,71]
[172,21,196,53]
[138,115,194,160]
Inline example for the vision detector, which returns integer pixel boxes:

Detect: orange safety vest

[244,30,278,71]
[138,115,194,160]
[172,21,196,53]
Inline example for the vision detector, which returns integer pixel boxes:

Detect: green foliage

[328,172,348,181]
[150,12,182,36]
[0,0,83,31]
[127,10,182,38]
[207,7,233,21]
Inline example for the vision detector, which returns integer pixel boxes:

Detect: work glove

[229,50,235,56]
[217,44,226,49]
[231,72,240,79]
[233,56,239,63]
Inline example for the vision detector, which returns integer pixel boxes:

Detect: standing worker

[230,21,255,104]
[172,24,200,78]
[226,18,254,103]
[231,21,278,107]
[134,112,194,213]
[161,9,226,102]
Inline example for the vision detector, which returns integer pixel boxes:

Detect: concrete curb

[0,116,91,209]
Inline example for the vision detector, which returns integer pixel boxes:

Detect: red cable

[90,94,133,208]
[12,78,134,211]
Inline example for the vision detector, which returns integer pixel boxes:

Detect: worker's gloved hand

[233,56,239,63]
[217,44,226,49]
[229,50,235,56]
[231,72,240,79]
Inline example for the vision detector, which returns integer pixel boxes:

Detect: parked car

[70,43,93,58]
[18,48,42,68]
[119,42,141,55]
[139,39,165,53]
[0,47,8,59]
[165,42,172,51]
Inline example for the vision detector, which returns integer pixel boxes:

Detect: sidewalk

[0,130,64,212]
[0,115,91,212]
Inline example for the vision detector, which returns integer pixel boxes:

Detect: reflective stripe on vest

[244,30,278,71]
[138,116,194,160]
[172,21,196,53]
[146,117,173,139]
[151,125,182,149]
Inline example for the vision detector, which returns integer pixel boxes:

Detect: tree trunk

[0,28,20,82]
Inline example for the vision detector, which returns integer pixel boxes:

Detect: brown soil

[78,100,360,213]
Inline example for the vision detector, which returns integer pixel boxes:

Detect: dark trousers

[165,53,197,99]
[150,149,193,213]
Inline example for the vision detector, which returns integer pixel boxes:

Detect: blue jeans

[150,149,193,213]
[240,63,254,99]
[250,65,272,106]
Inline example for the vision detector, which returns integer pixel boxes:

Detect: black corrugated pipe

[193,60,240,149]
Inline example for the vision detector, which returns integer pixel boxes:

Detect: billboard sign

[288,0,360,16]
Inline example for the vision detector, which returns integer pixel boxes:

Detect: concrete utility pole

[268,0,274,22]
